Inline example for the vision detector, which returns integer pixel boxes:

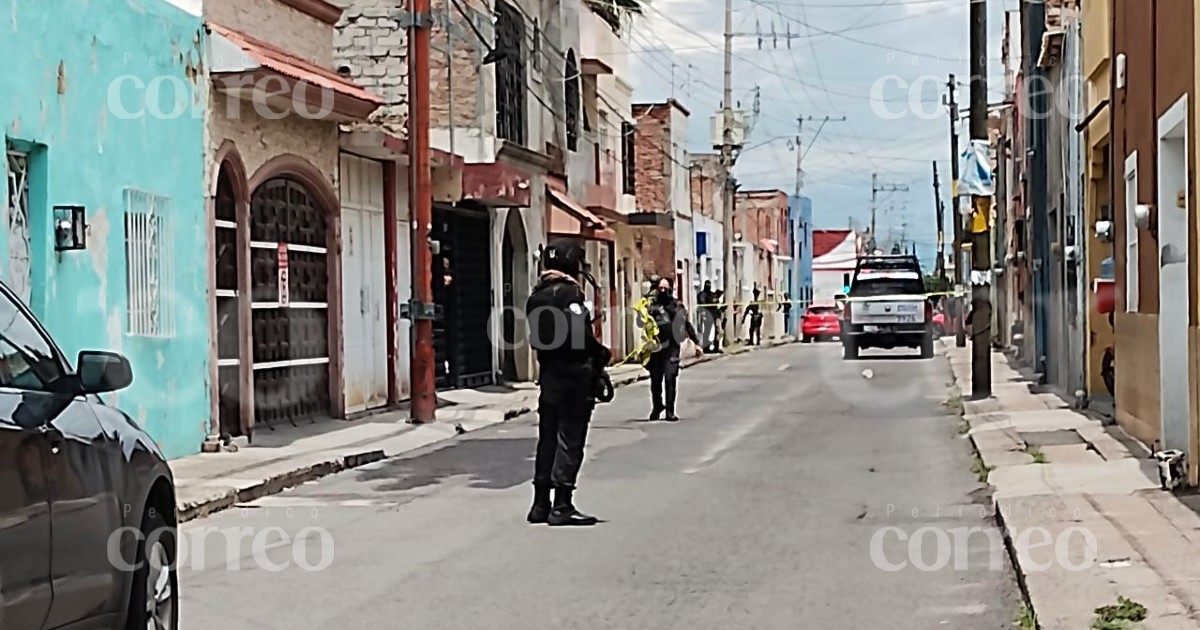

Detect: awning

[548,188,614,241]
[210,23,381,121]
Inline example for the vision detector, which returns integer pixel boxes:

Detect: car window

[808,306,837,315]
[850,278,926,297]
[0,293,64,391]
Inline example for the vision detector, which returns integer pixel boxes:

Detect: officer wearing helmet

[525,238,611,526]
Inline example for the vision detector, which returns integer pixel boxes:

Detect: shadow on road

[356,437,537,492]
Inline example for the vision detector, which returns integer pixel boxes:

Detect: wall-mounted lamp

[1134,204,1153,230]
[53,205,87,252]
[1094,220,1114,242]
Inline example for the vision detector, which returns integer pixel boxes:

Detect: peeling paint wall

[1,0,209,458]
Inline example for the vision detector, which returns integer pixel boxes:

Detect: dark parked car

[0,282,177,630]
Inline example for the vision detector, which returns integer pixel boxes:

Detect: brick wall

[735,191,788,246]
[336,0,492,128]
[636,226,676,282]
[690,153,724,221]
[633,104,672,213]
[336,0,408,124]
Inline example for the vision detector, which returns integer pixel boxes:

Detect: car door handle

[40,425,64,454]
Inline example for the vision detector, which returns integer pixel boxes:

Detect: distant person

[778,292,793,337]
[647,276,701,421]
[745,288,764,346]
[696,280,719,353]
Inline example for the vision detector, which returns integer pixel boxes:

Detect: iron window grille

[565,50,580,152]
[124,189,176,337]
[622,121,636,195]
[5,149,31,304]
[494,1,527,146]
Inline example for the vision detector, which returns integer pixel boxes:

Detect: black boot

[548,488,599,526]
[649,406,664,421]
[665,410,679,422]
[527,485,552,524]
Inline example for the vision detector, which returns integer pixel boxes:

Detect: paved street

[179,343,1020,629]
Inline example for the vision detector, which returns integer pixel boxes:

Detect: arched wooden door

[249,178,331,427]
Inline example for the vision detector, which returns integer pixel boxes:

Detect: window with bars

[565,50,580,152]
[494,1,527,146]
[622,121,636,195]
[5,148,32,305]
[124,189,176,337]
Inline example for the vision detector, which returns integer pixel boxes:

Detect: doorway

[339,154,388,413]
[1157,96,1190,453]
[500,209,528,383]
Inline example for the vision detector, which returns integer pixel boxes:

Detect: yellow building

[1081,0,1113,402]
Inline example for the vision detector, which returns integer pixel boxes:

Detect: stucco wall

[208,93,340,188]
[206,0,333,66]
[1,0,209,458]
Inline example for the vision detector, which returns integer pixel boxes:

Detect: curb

[177,338,794,523]
[939,342,1041,629]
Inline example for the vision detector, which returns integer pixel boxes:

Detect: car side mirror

[77,351,133,394]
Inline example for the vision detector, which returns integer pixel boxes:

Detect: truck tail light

[925,301,933,322]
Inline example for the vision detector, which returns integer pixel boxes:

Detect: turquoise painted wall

[1,0,209,458]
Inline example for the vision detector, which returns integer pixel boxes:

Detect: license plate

[897,314,920,323]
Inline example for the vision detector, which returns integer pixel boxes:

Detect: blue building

[787,195,814,335]
[2,0,209,458]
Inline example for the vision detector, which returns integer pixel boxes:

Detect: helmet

[542,238,586,275]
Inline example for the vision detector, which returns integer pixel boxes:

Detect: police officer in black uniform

[647,276,701,421]
[525,239,611,526]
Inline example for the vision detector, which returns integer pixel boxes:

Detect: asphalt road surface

[179,342,1021,629]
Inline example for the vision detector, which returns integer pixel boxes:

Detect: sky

[627,0,1015,271]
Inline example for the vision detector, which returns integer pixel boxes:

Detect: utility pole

[968,0,992,398]
[870,173,908,254]
[407,0,436,423]
[947,74,966,348]
[720,0,737,346]
[794,117,804,197]
[932,161,946,279]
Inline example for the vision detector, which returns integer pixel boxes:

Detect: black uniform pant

[701,308,721,351]
[534,365,595,491]
[748,317,763,346]
[647,347,681,414]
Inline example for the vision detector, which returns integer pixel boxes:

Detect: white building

[811,229,860,302]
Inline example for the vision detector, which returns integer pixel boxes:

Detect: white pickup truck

[840,256,934,360]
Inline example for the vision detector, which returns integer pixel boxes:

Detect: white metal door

[340,155,388,413]
[1157,100,1190,452]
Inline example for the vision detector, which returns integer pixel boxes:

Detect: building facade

[2,0,209,458]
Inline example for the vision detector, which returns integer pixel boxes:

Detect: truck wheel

[843,340,859,361]
[920,335,934,359]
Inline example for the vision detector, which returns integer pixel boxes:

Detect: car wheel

[802,335,812,343]
[843,340,859,361]
[126,505,178,630]
[920,335,935,359]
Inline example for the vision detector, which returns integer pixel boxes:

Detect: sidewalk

[945,341,1200,629]
[172,337,792,522]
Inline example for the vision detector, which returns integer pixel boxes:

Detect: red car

[801,303,842,342]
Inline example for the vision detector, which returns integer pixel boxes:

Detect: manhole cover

[1021,430,1086,447]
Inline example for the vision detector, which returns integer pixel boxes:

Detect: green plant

[944,393,965,417]
[970,454,994,483]
[1015,603,1037,630]
[1091,596,1147,629]
[1025,446,1047,464]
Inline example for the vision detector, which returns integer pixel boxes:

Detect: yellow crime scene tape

[692,291,963,309]
[618,291,968,365]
